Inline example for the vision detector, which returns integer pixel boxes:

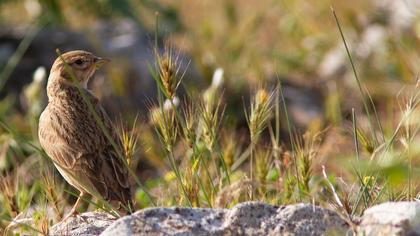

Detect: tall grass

[1,2,420,235]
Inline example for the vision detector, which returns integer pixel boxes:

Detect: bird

[38,50,132,221]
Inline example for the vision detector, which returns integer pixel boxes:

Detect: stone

[100,202,350,236]
[358,201,420,236]
[50,211,116,236]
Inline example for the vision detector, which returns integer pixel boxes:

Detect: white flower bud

[163,97,180,110]
[25,0,42,19]
[211,68,224,89]
[33,67,46,83]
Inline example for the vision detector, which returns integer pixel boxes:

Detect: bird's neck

[47,73,96,104]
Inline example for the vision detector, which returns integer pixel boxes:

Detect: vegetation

[0,0,419,235]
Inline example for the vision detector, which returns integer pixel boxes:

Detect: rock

[100,202,349,236]
[50,211,116,236]
[358,201,420,236]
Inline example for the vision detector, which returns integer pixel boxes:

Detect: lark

[38,50,132,221]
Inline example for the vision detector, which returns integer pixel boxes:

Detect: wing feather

[38,102,131,205]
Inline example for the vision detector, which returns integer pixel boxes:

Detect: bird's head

[50,50,109,89]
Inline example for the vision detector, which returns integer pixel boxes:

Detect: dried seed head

[160,57,176,98]
[34,207,50,235]
[256,89,269,105]
[294,131,322,193]
[248,88,274,143]
[42,168,63,219]
[221,131,237,168]
[203,90,216,114]
[256,148,272,183]
[199,96,224,151]
[149,106,177,151]
[0,173,19,217]
[150,107,164,125]
[118,119,139,167]
[155,44,184,99]
[182,102,198,148]
[183,166,199,207]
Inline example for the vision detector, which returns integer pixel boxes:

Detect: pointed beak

[94,57,110,68]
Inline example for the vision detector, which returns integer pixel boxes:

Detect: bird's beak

[94,57,110,68]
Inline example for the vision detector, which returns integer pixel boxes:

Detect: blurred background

[1,0,420,233]
[1,0,419,123]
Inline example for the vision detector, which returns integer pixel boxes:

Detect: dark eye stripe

[74,59,84,65]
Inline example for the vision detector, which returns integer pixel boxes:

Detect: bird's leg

[62,192,85,222]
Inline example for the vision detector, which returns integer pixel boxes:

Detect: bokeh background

[1,0,420,233]
[2,0,419,120]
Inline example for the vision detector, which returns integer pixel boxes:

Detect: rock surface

[358,201,420,236]
[50,201,420,236]
[100,202,349,236]
[50,211,116,236]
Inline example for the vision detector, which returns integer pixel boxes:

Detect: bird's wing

[38,105,131,204]
[96,104,132,192]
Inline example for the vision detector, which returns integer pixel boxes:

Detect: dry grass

[0,1,420,234]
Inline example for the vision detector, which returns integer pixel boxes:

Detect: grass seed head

[182,101,198,148]
[294,131,322,194]
[42,169,63,220]
[222,132,236,168]
[199,97,224,151]
[0,173,19,218]
[155,44,183,99]
[33,207,50,235]
[256,148,272,184]
[149,106,177,151]
[117,119,139,167]
[256,89,269,106]
[248,88,274,144]
[160,58,176,98]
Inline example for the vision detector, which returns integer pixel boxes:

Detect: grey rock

[100,202,350,236]
[50,211,116,236]
[358,201,420,236]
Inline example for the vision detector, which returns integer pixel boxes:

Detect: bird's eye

[74,59,84,65]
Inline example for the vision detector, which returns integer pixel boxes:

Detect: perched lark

[38,50,132,220]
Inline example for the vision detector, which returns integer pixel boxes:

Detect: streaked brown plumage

[38,50,131,220]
